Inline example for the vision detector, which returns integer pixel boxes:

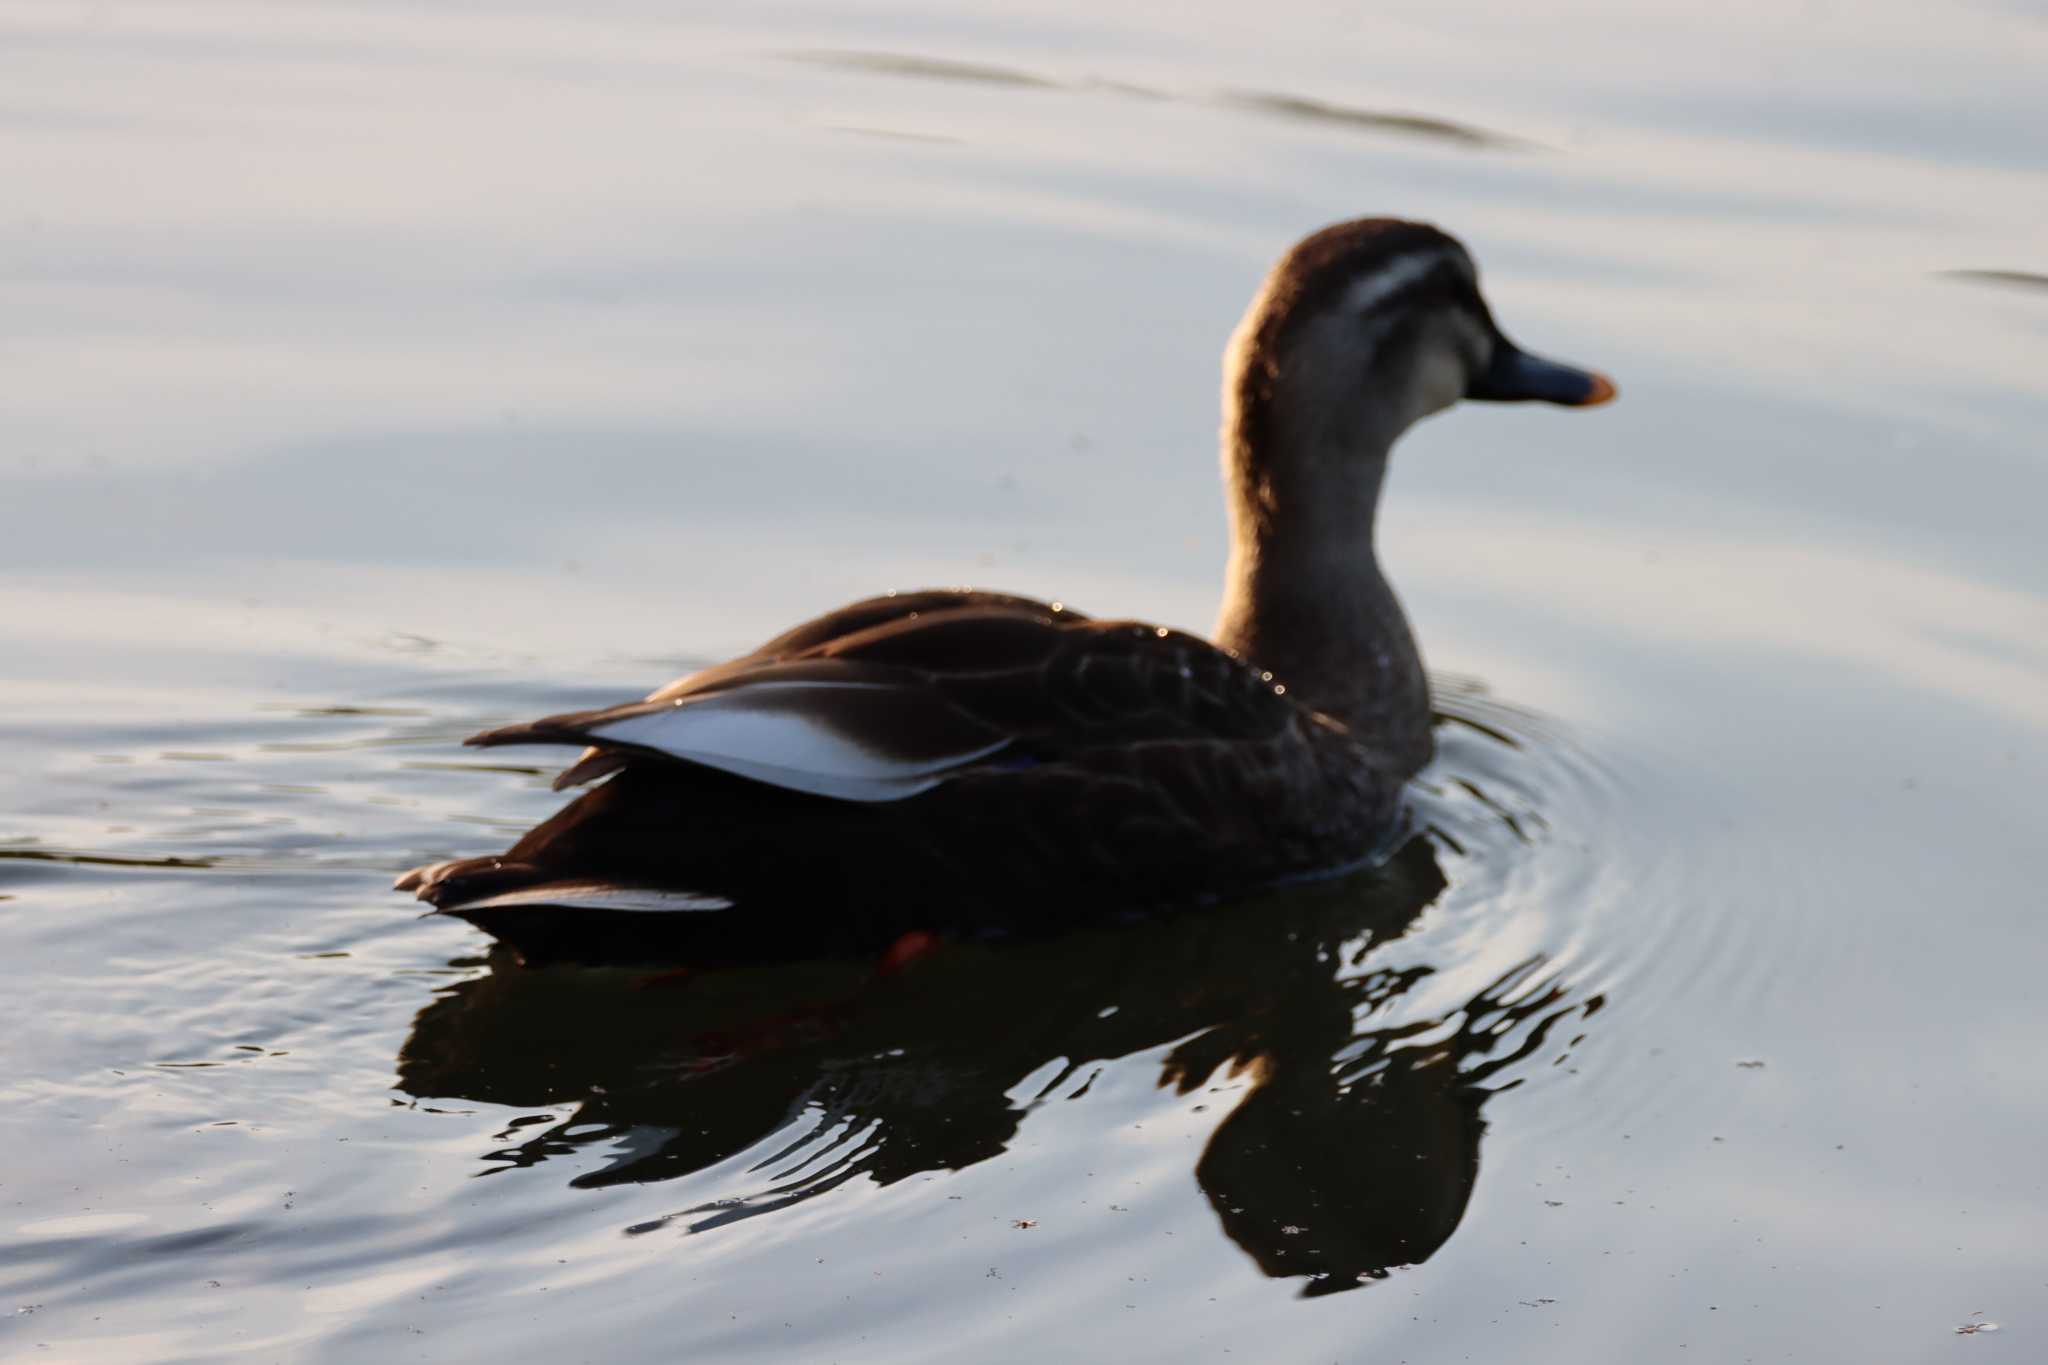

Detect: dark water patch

[778,47,1523,153]
[1939,267,2048,292]
[0,846,411,879]
[0,1220,262,1273]
[255,703,433,718]
[0,848,221,871]
[152,1048,291,1070]
[1217,90,1529,150]
[783,49,1062,89]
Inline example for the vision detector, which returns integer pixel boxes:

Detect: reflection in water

[399,814,1598,1294]
[781,48,1523,151]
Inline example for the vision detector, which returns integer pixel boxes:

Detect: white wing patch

[447,884,735,914]
[587,679,1009,803]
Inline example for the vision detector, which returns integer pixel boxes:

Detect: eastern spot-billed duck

[395,217,1615,965]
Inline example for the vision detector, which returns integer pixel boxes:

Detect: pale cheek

[1413,350,1469,417]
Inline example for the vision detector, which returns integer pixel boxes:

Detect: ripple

[1939,268,2048,293]
[1421,680,1749,1148]
[1218,90,1531,150]
[778,47,1525,152]
[0,657,1762,1316]
[782,49,1061,90]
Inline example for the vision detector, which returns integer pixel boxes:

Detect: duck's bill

[1469,342,1616,406]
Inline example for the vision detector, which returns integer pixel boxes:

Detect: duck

[395,217,1614,966]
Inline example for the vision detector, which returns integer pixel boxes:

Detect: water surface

[4,1,2046,1360]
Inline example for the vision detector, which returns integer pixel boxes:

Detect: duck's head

[1224,218,1613,506]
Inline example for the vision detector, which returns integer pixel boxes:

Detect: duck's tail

[395,856,737,966]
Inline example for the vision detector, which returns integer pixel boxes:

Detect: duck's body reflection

[399,813,1597,1294]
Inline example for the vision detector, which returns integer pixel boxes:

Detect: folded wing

[470,661,1013,802]
[463,591,1304,805]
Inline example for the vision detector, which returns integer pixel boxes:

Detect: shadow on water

[398,801,1600,1295]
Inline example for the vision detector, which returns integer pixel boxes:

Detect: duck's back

[397,590,1405,965]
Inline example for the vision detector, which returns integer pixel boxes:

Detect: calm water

[5,2,2047,1360]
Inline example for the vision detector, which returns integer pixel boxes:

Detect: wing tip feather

[464,714,595,749]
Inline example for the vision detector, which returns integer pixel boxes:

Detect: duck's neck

[1212,433,1433,774]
